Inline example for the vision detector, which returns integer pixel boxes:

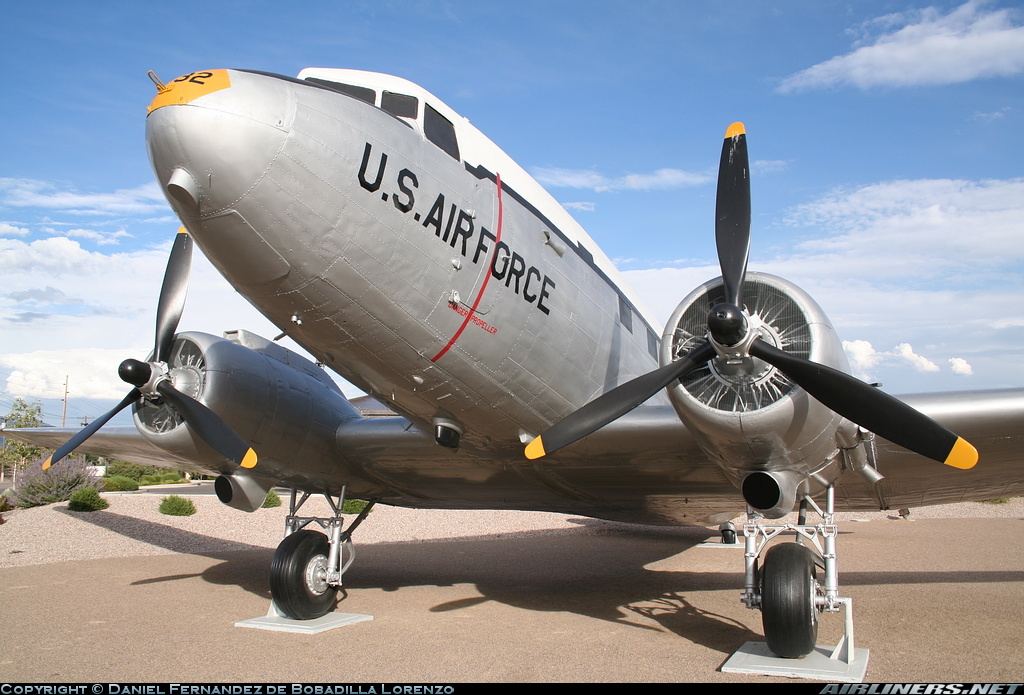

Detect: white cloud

[0,236,360,413]
[895,343,940,372]
[532,168,609,189]
[778,1,1024,92]
[780,178,1024,282]
[0,349,134,400]
[0,236,146,276]
[971,106,1013,122]
[844,339,883,374]
[0,222,30,237]
[753,160,792,175]
[949,357,974,375]
[533,166,711,192]
[562,201,596,212]
[0,178,167,216]
[617,168,710,190]
[842,341,961,381]
[63,227,133,246]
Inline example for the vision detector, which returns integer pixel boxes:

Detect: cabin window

[424,104,460,161]
[618,295,633,333]
[647,328,659,360]
[382,91,418,119]
[304,78,376,105]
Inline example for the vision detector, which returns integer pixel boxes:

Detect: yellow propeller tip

[177,226,188,235]
[524,437,546,460]
[42,456,52,470]
[240,448,258,469]
[725,122,746,139]
[944,437,978,470]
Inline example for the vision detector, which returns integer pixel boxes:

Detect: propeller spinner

[43,228,257,471]
[525,123,977,471]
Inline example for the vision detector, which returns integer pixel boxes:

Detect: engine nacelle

[131,329,365,497]
[662,272,850,517]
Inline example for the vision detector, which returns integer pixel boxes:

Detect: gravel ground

[1,484,1021,568]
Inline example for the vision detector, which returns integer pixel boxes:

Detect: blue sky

[1,0,1022,425]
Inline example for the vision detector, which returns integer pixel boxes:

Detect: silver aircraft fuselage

[147,68,661,448]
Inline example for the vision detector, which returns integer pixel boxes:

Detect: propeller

[43,228,257,471]
[525,123,977,471]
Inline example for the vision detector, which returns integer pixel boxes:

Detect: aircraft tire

[270,530,338,620]
[760,542,820,658]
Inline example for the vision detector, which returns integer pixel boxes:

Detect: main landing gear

[269,486,378,620]
[738,485,859,663]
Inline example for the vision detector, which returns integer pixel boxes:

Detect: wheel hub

[305,554,330,595]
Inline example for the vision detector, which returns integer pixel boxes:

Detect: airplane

[4,67,1022,662]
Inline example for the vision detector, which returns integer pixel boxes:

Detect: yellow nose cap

[148,70,232,114]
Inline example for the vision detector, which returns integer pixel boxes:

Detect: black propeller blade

[525,341,715,459]
[155,381,257,468]
[155,228,193,363]
[715,122,751,308]
[748,340,977,469]
[43,390,140,470]
[42,228,258,471]
[526,121,977,471]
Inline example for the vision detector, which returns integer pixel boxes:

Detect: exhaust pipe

[741,470,800,519]
[215,473,274,513]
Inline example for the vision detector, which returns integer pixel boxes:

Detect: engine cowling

[131,329,366,496]
[662,272,853,516]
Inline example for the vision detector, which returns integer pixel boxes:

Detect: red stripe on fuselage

[430,173,503,362]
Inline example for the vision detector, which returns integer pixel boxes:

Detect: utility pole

[61,376,69,427]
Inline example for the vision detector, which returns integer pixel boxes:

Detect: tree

[1,399,45,482]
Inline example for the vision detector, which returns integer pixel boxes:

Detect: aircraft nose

[147,70,234,114]
[145,69,293,218]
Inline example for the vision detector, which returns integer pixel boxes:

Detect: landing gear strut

[739,484,857,662]
[269,486,377,620]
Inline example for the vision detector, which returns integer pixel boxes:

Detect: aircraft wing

[1,426,222,475]
[4,389,1019,521]
[835,388,1024,511]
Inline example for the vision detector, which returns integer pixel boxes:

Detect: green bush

[159,495,196,516]
[262,489,282,508]
[68,486,109,512]
[161,472,183,483]
[140,475,162,486]
[105,460,158,481]
[10,456,102,508]
[342,499,371,515]
[104,475,140,492]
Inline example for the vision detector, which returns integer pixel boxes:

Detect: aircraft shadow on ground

[56,508,1024,655]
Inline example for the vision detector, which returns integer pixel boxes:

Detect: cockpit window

[382,91,417,119]
[424,104,460,161]
[304,78,376,105]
